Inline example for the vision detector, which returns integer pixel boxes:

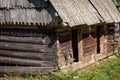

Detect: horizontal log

[0,36,51,45]
[60,45,71,53]
[60,41,71,47]
[0,50,57,61]
[0,56,57,67]
[0,42,57,52]
[0,66,55,75]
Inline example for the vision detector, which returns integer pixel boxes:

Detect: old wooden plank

[1,8,54,25]
[0,0,7,8]
[0,56,57,67]
[57,53,72,68]
[60,46,71,54]
[90,0,114,23]
[83,45,95,54]
[0,42,57,52]
[23,0,30,8]
[0,10,5,23]
[0,66,55,75]
[49,0,85,26]
[4,10,10,24]
[0,36,51,45]
[71,0,100,25]
[60,41,71,47]
[0,50,57,61]
[101,0,120,22]
[10,0,15,8]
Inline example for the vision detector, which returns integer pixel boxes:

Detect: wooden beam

[0,66,55,75]
[0,42,56,53]
[0,50,57,61]
[0,36,50,45]
[0,56,57,67]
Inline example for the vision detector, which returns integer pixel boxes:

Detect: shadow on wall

[27,0,63,24]
[26,0,60,47]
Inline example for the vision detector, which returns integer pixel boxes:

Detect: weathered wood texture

[114,23,120,41]
[90,0,120,23]
[0,66,54,75]
[101,0,120,22]
[96,25,116,54]
[0,0,119,27]
[105,24,118,53]
[82,33,96,55]
[0,36,50,45]
[0,29,58,68]
[0,0,46,8]
[49,0,120,26]
[0,42,56,52]
[50,0,100,26]
[0,50,56,61]
[57,31,72,69]
[78,26,96,62]
[0,0,61,26]
[0,56,57,67]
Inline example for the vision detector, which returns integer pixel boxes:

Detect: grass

[48,55,120,80]
[0,54,120,80]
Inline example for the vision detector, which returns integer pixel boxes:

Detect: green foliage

[116,0,120,5]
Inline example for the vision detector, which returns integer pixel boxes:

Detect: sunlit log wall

[77,26,96,63]
[57,31,72,69]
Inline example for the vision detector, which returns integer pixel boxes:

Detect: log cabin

[0,0,120,74]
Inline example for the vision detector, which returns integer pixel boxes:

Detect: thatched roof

[0,0,120,27]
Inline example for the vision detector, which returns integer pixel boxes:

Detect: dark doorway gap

[97,26,100,53]
[72,29,79,62]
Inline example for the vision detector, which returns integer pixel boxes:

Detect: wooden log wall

[57,31,72,69]
[0,28,58,74]
[95,25,117,61]
[98,25,115,54]
[78,26,96,62]
[105,24,118,54]
[105,35,115,53]
[114,23,120,41]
